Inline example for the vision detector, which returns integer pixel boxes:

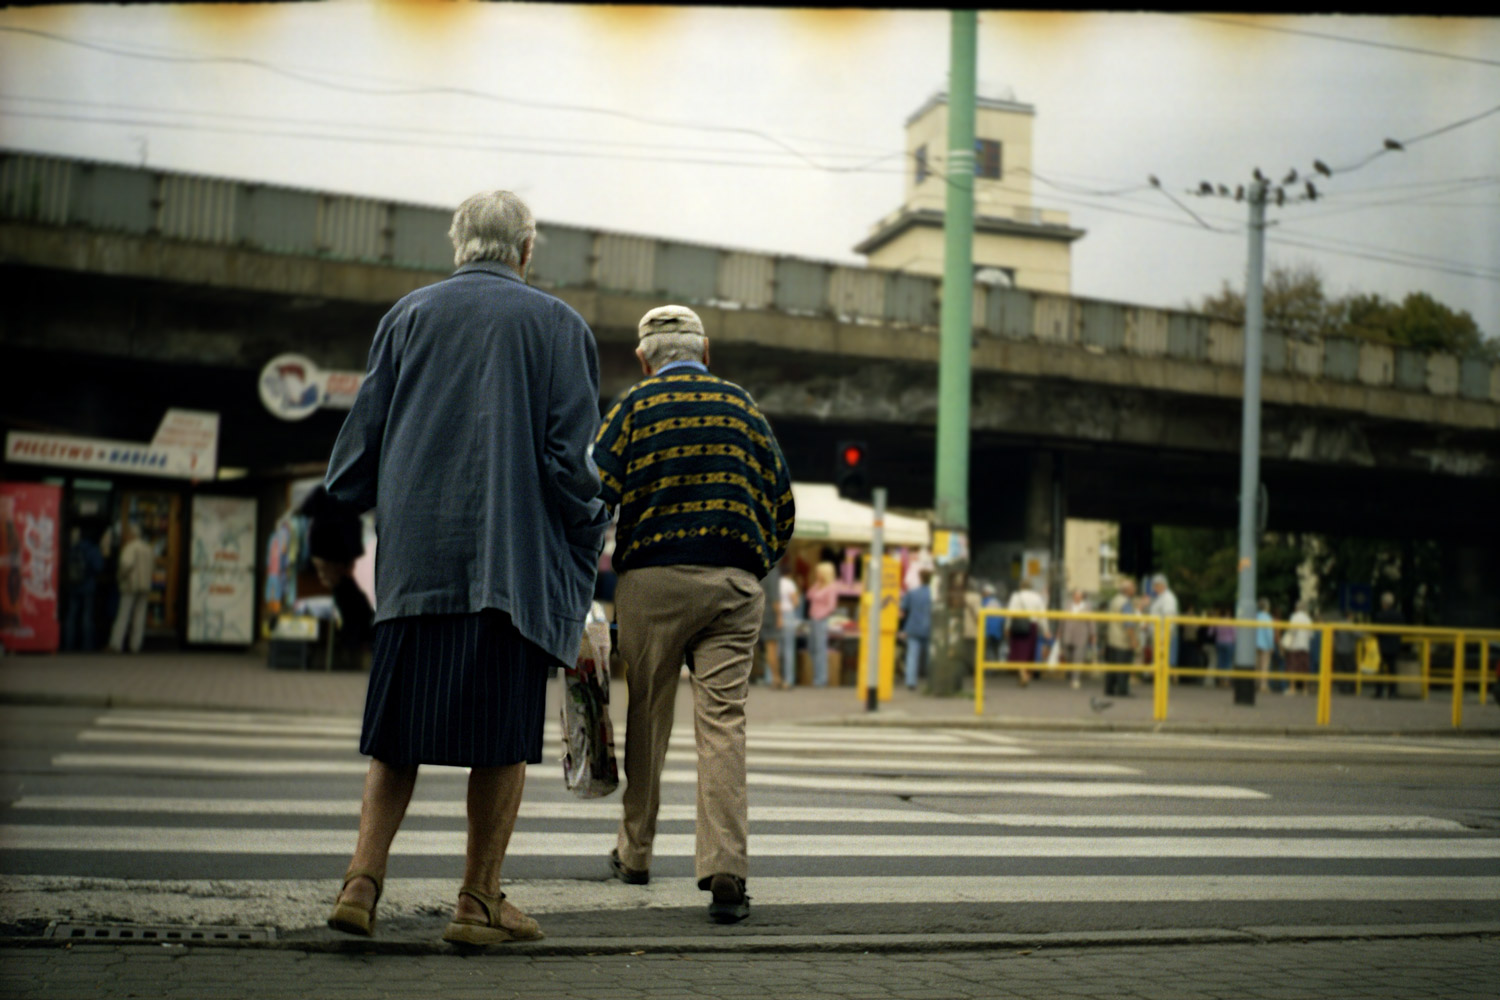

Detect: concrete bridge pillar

[968,449,1066,606]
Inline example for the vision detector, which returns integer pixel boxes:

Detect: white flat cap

[638,304,705,339]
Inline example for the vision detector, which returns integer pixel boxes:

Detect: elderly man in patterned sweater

[595,304,795,924]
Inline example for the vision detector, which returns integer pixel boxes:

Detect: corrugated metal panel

[0,153,71,224]
[717,252,774,309]
[71,163,154,234]
[1458,358,1490,400]
[1322,337,1360,382]
[240,186,319,255]
[1287,336,1322,378]
[1394,349,1427,391]
[593,233,656,293]
[886,273,938,327]
[530,224,593,288]
[1206,322,1243,367]
[1356,342,1394,386]
[828,266,886,322]
[1079,301,1124,351]
[1425,354,1459,396]
[1262,331,1286,373]
[773,258,828,314]
[1124,307,1167,357]
[157,176,237,244]
[655,242,720,303]
[389,204,453,271]
[1165,313,1207,360]
[1033,294,1073,344]
[318,196,389,261]
[983,286,1033,338]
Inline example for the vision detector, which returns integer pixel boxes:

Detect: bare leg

[455,762,526,922]
[338,758,419,908]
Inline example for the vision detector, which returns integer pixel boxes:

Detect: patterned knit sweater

[594,368,795,579]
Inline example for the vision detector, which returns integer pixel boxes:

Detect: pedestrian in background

[980,583,1005,666]
[62,525,103,651]
[899,569,934,691]
[1282,601,1314,695]
[1057,588,1094,691]
[1371,592,1405,700]
[324,189,609,945]
[1212,610,1237,687]
[757,565,781,687]
[597,303,795,925]
[1329,607,1358,694]
[1149,574,1181,669]
[1103,577,1138,697]
[1006,578,1049,686]
[778,570,801,689]
[107,523,154,654]
[1255,598,1276,693]
[805,562,839,687]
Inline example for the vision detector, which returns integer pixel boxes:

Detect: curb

[6,923,1498,956]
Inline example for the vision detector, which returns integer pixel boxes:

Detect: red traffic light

[842,444,864,467]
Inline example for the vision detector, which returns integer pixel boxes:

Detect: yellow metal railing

[973,608,1500,729]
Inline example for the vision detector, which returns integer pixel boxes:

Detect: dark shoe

[610,849,649,885]
[706,873,750,924]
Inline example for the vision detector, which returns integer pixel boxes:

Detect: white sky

[2,4,1497,340]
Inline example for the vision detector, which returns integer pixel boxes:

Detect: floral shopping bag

[560,617,619,798]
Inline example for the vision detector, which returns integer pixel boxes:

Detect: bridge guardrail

[3,148,1497,406]
[974,608,1499,729]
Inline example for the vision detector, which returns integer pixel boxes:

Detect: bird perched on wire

[1217,184,1230,197]
[1305,181,1318,201]
[1198,181,1214,195]
[1253,167,1266,182]
[1275,187,1286,207]
[1089,696,1113,714]
[1283,168,1298,185]
[1313,159,1332,177]
[1384,138,1405,151]
[1235,185,1245,202]
[1149,174,1161,188]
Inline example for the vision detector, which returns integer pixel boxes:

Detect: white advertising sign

[188,495,258,645]
[259,353,365,421]
[4,409,219,480]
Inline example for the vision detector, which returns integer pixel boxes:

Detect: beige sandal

[442,885,544,945]
[327,868,382,937]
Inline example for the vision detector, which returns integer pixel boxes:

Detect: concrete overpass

[3,150,1498,620]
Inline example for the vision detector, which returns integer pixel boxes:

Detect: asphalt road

[2,702,1498,944]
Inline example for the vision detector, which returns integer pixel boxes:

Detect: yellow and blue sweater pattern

[594,371,795,578]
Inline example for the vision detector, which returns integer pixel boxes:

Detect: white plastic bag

[560,617,619,798]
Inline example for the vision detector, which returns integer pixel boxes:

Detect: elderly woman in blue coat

[323,189,609,945]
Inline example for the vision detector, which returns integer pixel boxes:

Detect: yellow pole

[974,613,986,716]
[1317,625,1333,726]
[1451,633,1465,729]
[1421,639,1431,700]
[1154,615,1169,722]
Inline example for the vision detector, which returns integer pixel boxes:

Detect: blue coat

[325,261,610,666]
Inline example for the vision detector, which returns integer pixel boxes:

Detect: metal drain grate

[46,922,275,944]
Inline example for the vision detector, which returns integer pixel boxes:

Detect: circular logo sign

[259,353,323,421]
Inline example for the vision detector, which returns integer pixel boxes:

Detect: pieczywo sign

[4,410,219,481]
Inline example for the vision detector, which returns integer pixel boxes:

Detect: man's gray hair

[638,304,707,369]
[449,190,535,269]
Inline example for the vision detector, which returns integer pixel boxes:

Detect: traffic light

[835,440,871,501]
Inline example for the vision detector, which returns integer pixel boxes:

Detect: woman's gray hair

[449,190,536,269]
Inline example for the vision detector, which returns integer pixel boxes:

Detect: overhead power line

[1180,14,1500,69]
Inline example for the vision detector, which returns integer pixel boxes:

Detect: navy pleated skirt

[360,609,552,768]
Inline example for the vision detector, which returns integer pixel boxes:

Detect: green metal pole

[935,9,976,534]
[930,9,977,697]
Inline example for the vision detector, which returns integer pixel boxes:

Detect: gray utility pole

[930,9,977,697]
[865,487,887,712]
[1232,179,1268,706]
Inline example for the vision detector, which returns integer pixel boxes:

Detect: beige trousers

[614,564,764,884]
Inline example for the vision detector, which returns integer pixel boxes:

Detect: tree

[1194,264,1496,359]
[1151,526,1304,616]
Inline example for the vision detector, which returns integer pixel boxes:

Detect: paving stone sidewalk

[2,935,1496,1000]
[2,649,1496,735]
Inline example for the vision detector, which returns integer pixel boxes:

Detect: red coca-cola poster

[0,482,62,652]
